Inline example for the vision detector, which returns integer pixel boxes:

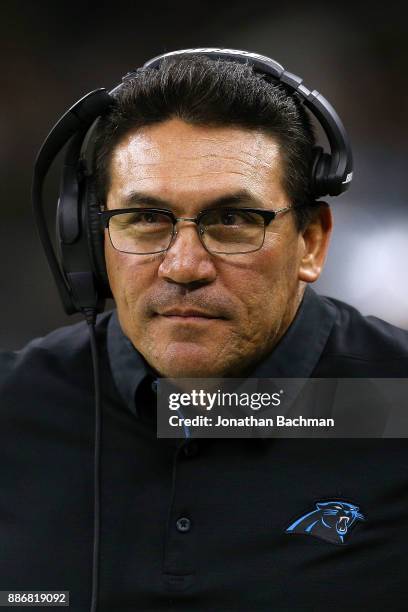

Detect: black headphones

[32,47,353,317]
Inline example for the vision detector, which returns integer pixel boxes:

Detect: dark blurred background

[1,0,407,349]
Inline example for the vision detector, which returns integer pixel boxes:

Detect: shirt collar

[107,285,336,418]
[107,311,157,418]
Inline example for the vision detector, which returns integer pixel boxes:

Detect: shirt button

[183,441,199,457]
[151,379,158,394]
[176,517,191,533]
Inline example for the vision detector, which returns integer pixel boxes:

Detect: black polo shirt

[1,287,408,611]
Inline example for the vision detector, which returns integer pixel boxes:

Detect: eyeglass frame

[98,204,302,255]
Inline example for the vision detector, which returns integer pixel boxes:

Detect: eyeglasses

[98,205,298,255]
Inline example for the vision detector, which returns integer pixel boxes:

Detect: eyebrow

[118,189,264,211]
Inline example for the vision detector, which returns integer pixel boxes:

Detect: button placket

[162,444,196,586]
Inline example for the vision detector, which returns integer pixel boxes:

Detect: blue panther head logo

[286,500,365,545]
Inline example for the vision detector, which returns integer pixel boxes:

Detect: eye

[221,211,240,225]
[203,209,262,227]
[110,210,172,234]
[222,210,261,225]
[133,212,163,224]
[149,212,166,223]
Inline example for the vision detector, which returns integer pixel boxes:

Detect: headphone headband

[143,47,285,76]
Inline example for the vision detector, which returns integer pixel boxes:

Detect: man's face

[104,118,330,377]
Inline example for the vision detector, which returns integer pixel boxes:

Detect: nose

[157,220,217,286]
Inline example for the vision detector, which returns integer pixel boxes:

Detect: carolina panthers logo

[286,500,365,545]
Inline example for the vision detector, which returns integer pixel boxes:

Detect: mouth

[158,315,221,324]
[336,516,350,535]
[157,308,224,322]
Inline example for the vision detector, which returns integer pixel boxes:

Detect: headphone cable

[83,308,101,612]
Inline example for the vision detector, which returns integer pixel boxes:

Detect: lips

[158,308,221,318]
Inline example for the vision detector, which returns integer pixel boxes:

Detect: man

[1,52,408,611]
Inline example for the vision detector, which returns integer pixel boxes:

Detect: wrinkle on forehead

[112,125,281,169]
[114,153,277,171]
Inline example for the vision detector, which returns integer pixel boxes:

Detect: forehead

[107,118,286,209]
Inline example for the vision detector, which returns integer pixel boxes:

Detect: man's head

[94,56,332,378]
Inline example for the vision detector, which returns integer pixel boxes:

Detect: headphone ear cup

[85,177,112,299]
[311,145,332,198]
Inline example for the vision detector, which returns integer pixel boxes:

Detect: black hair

[93,55,321,230]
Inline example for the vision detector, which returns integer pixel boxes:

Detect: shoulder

[316,295,408,376]
[0,310,113,395]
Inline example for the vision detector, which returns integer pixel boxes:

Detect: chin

[152,342,226,378]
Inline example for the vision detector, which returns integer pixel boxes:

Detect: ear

[298,203,332,283]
